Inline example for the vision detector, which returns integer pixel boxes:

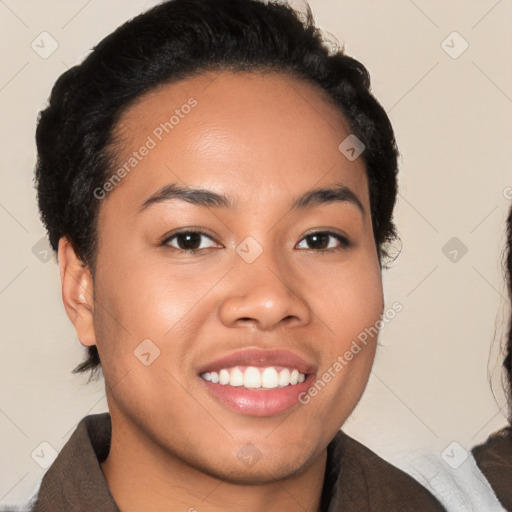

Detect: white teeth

[230,367,244,386]
[278,368,290,386]
[261,367,279,389]
[200,366,306,389]
[244,367,261,389]
[219,369,230,385]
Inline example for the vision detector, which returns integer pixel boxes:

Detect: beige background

[0,0,511,508]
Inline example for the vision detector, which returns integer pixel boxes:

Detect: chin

[188,445,319,485]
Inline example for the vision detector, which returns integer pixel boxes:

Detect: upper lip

[197,347,317,376]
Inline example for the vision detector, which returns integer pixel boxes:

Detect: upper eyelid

[161,228,218,243]
[298,231,350,248]
[301,228,349,239]
[162,230,220,246]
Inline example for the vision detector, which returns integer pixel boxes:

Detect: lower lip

[200,376,312,417]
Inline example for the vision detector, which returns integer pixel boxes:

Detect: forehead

[103,71,368,215]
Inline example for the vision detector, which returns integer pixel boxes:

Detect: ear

[58,237,97,348]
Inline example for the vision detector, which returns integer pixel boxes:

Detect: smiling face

[63,71,384,485]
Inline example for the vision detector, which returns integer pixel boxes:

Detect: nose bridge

[237,235,292,301]
[218,235,311,329]
[239,233,278,271]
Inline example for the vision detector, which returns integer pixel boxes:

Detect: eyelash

[160,229,351,254]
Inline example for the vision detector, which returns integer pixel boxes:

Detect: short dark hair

[34,0,399,376]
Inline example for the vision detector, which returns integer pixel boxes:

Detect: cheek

[305,255,383,352]
[96,255,204,330]
[91,253,221,375]
[337,269,383,347]
[292,261,382,438]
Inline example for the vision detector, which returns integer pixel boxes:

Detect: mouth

[200,366,306,389]
[197,348,316,417]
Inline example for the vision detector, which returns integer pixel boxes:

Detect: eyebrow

[138,182,364,216]
[290,183,364,215]
[139,184,233,212]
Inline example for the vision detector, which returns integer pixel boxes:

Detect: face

[66,71,383,483]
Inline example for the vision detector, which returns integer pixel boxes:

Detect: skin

[59,71,384,511]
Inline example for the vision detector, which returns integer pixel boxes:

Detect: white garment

[401,452,505,512]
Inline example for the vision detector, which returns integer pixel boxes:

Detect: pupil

[309,233,328,249]
[179,233,201,250]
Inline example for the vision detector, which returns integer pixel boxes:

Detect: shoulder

[28,413,118,512]
[472,426,512,511]
[473,426,512,461]
[326,431,446,511]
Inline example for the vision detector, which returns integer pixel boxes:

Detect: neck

[101,414,328,512]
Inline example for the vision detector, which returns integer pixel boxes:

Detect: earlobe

[57,237,97,348]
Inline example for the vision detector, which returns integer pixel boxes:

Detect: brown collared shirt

[28,413,445,511]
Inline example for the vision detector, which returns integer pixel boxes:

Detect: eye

[296,231,350,251]
[162,230,221,252]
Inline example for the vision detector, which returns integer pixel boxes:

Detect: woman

[29,0,445,510]
[472,206,512,511]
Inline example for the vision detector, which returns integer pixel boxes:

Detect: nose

[218,249,312,331]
